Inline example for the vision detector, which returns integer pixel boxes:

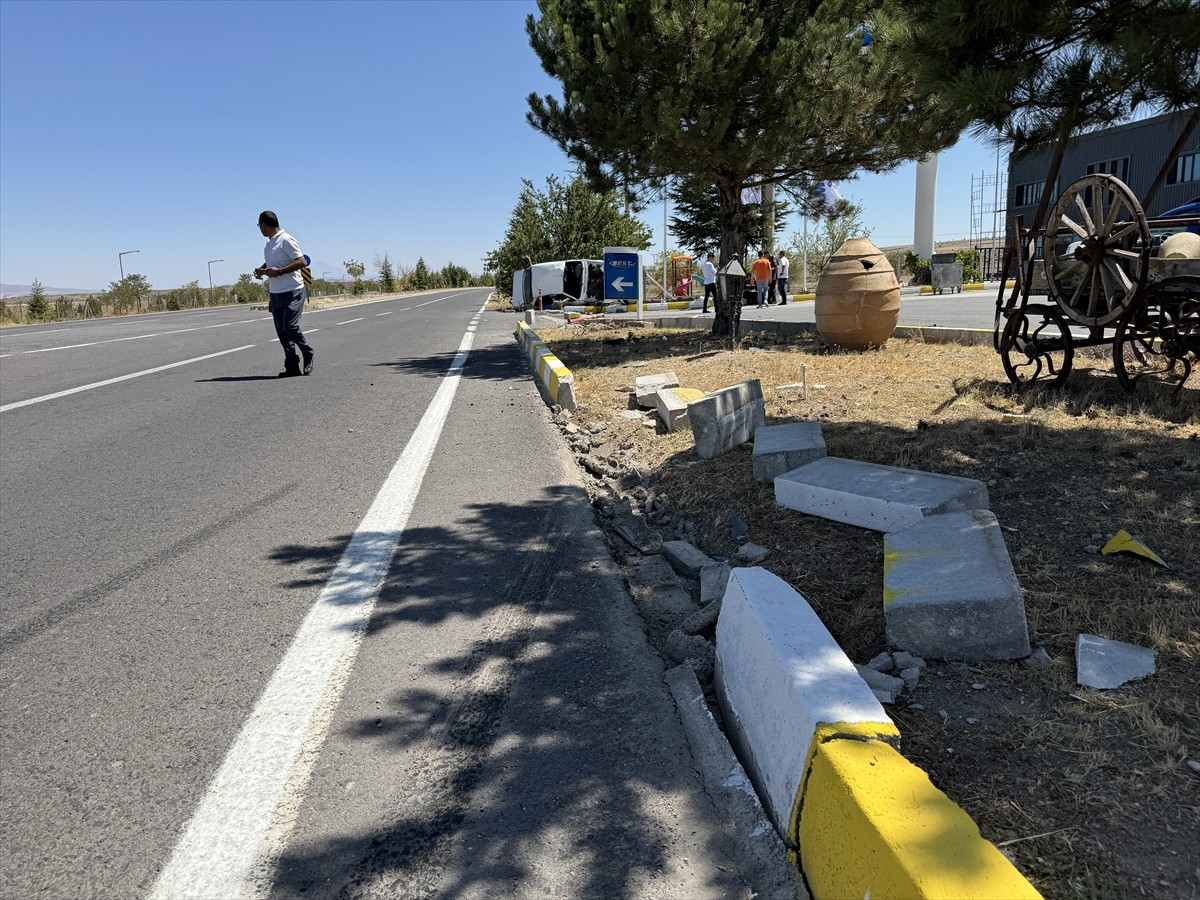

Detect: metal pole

[119,249,140,281]
[663,178,669,301]
[802,216,808,293]
[207,259,223,306]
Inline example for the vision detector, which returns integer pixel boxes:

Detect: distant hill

[1,283,97,298]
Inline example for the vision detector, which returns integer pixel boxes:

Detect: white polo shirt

[702,260,717,285]
[778,256,790,279]
[263,231,305,292]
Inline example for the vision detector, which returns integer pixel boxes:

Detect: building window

[1168,152,1199,185]
[1014,181,1044,207]
[1086,157,1130,182]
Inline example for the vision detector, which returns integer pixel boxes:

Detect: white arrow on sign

[612,276,633,292]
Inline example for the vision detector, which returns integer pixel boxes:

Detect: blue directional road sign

[603,248,640,302]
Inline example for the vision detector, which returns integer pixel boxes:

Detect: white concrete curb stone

[715,567,894,835]
[774,456,989,533]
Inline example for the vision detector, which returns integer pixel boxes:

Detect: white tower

[914,155,938,258]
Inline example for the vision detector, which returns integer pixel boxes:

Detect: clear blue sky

[0,0,1004,292]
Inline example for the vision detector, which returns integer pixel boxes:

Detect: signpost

[604,246,642,320]
[718,258,746,347]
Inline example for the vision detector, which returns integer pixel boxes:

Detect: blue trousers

[756,280,769,307]
[269,288,312,372]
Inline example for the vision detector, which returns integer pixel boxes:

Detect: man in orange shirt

[751,250,772,308]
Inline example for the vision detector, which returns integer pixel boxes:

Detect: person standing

[701,252,717,314]
[254,210,314,378]
[767,253,778,304]
[751,250,772,308]
[776,253,790,304]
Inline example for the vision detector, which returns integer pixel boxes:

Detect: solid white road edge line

[0,345,256,413]
[149,301,489,900]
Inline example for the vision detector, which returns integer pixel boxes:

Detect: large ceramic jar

[814,237,901,349]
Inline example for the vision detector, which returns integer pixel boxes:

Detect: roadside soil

[531,318,1198,900]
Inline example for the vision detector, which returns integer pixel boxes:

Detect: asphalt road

[0,294,786,899]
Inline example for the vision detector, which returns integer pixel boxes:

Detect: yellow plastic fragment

[1101,529,1167,567]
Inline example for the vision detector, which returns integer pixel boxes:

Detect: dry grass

[539,321,1199,900]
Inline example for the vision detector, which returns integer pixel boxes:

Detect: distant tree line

[1,259,493,324]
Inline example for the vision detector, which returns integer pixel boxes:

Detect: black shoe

[278,369,301,378]
[302,352,314,375]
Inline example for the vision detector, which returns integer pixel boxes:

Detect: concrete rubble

[1076,634,1156,689]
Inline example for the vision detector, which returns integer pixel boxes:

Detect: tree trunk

[712,177,749,338]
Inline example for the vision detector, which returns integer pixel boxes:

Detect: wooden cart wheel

[1000,305,1075,390]
[1044,174,1150,327]
[1113,277,1200,401]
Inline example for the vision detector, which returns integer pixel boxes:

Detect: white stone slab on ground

[635,371,680,408]
[752,421,827,483]
[1076,634,1156,688]
[774,456,989,533]
[883,509,1031,661]
[714,567,895,836]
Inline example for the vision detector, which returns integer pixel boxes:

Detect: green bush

[956,249,981,283]
[904,251,930,285]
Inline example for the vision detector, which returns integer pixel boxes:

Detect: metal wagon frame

[993,122,1200,401]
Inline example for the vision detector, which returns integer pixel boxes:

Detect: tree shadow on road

[265,486,760,899]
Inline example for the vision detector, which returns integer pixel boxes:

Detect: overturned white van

[512,259,604,310]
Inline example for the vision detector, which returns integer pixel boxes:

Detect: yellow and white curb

[716,567,1042,899]
[515,321,576,411]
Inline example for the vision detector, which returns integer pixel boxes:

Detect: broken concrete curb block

[635,371,679,408]
[654,386,705,433]
[884,510,1031,661]
[714,567,896,838]
[752,421,827,483]
[798,739,1042,899]
[1076,634,1156,689]
[661,540,713,578]
[775,456,989,533]
[688,380,766,460]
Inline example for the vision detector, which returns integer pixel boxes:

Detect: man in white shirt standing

[254,210,314,377]
[701,252,717,314]
[776,253,790,305]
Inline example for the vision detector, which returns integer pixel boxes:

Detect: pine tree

[26,280,48,321]
[892,0,1199,241]
[412,257,431,291]
[526,0,965,334]
[669,174,792,258]
[376,254,396,292]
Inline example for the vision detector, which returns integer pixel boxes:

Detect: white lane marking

[150,302,490,900]
[24,332,159,354]
[376,311,393,316]
[0,345,256,413]
[335,317,364,325]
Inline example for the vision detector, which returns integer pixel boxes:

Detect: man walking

[751,250,772,308]
[701,252,717,314]
[777,253,790,305]
[254,210,314,378]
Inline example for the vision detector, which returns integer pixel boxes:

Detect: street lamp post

[119,249,140,280]
[207,259,223,307]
